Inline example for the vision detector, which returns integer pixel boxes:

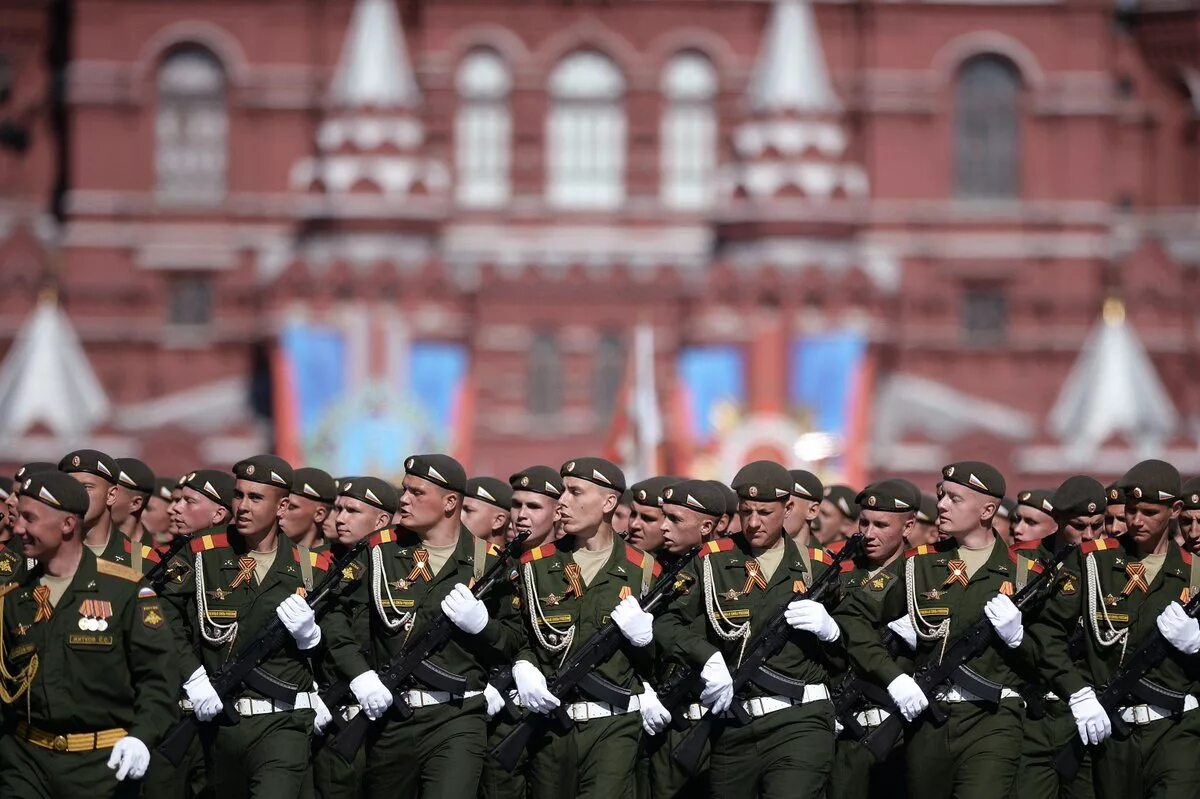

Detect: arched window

[661,52,717,210]
[156,47,227,204]
[527,330,563,418]
[455,49,511,207]
[954,56,1021,199]
[547,52,625,209]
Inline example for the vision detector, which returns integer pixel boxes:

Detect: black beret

[856,479,921,514]
[1105,482,1125,507]
[181,470,235,510]
[1051,476,1106,518]
[997,498,1017,520]
[789,469,823,502]
[630,476,680,509]
[1181,477,1200,511]
[1016,489,1056,516]
[14,462,55,484]
[153,478,177,502]
[405,454,467,495]
[941,461,1006,500]
[115,458,155,494]
[1118,459,1181,505]
[560,457,626,494]
[233,455,293,490]
[917,493,938,524]
[21,471,89,516]
[731,461,793,502]
[59,449,120,484]
[292,467,337,504]
[662,479,726,518]
[0,477,11,500]
[823,484,860,520]
[466,477,513,511]
[714,481,739,516]
[339,476,398,513]
[510,466,565,499]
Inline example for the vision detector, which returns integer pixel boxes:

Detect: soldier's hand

[886,674,929,722]
[483,683,505,718]
[784,599,840,642]
[699,653,734,714]
[886,616,918,650]
[107,736,150,781]
[611,595,654,647]
[1068,686,1112,745]
[350,670,394,720]
[183,667,224,722]
[311,691,333,734]
[441,583,489,635]
[983,594,1023,648]
[639,684,672,735]
[276,594,322,651]
[513,660,561,714]
[1157,602,1200,655]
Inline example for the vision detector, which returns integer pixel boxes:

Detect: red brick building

[1,0,1199,493]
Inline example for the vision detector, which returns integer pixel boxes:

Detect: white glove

[784,599,840,642]
[513,659,560,714]
[183,666,223,722]
[639,684,672,735]
[350,670,393,721]
[611,595,654,648]
[1157,602,1200,655]
[441,583,489,635]
[484,683,505,718]
[887,616,917,651]
[1069,686,1112,746]
[276,593,322,650]
[311,691,332,734]
[984,594,1024,649]
[107,736,150,781]
[699,652,734,715]
[887,674,929,722]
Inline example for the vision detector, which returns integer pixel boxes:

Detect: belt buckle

[52,735,68,752]
[1134,706,1152,725]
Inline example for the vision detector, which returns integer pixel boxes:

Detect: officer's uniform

[0,472,176,798]
[325,455,521,799]
[1031,461,1200,799]
[656,462,844,799]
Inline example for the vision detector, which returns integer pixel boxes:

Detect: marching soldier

[712,481,739,537]
[1030,460,1200,799]
[625,476,677,555]
[0,475,25,586]
[463,477,513,547]
[1180,477,1200,555]
[1104,483,1127,539]
[994,499,1017,547]
[59,449,158,573]
[905,493,939,547]
[171,455,331,799]
[818,484,859,546]
[784,470,823,550]
[655,460,847,799]
[143,478,177,543]
[111,457,155,544]
[831,479,922,799]
[0,477,12,541]
[1012,489,1057,549]
[325,454,521,799]
[614,489,634,538]
[510,457,660,799]
[279,467,338,573]
[0,470,175,798]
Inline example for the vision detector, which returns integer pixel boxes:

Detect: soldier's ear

[213,506,231,525]
[1170,500,1183,520]
[375,512,390,530]
[783,498,795,519]
[105,484,119,509]
[444,491,460,516]
[804,500,819,522]
[601,490,619,515]
[700,517,714,537]
[130,494,146,515]
[313,504,329,524]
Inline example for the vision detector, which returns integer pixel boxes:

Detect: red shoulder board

[905,544,940,559]
[190,533,228,554]
[1012,539,1042,553]
[520,544,557,565]
[1181,550,1193,566]
[699,538,734,559]
[369,529,396,549]
[826,540,846,554]
[1026,559,1045,575]
[1081,538,1117,556]
[294,548,332,572]
[625,545,662,577]
[810,547,833,565]
[123,538,162,564]
[1006,547,1019,564]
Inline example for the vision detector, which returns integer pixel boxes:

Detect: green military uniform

[844,463,1034,799]
[0,541,28,587]
[1031,462,1200,799]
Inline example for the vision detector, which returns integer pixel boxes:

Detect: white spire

[0,299,109,437]
[330,0,420,109]
[748,0,841,114]
[1048,299,1177,452]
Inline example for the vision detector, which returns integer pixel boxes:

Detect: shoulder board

[520,544,557,565]
[810,547,833,565]
[123,539,162,564]
[1011,539,1042,553]
[293,548,332,572]
[624,545,663,577]
[0,583,18,600]
[905,544,941,559]
[368,529,395,548]
[1182,550,1193,566]
[97,559,142,583]
[1081,538,1118,556]
[1026,559,1045,575]
[487,543,501,557]
[699,538,735,559]
[190,533,229,554]
[826,540,846,555]
[1007,547,1019,564]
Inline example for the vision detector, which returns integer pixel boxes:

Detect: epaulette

[190,533,229,554]
[699,538,734,559]
[1011,539,1042,553]
[1181,550,1193,566]
[96,559,142,583]
[487,543,501,557]
[294,548,332,572]
[1025,559,1045,575]
[520,544,557,565]
[905,543,943,559]
[625,545,663,578]
[368,529,396,549]
[811,547,833,565]
[124,539,162,564]
[1081,538,1118,556]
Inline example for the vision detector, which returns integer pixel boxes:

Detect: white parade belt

[723,684,831,719]
[1119,694,1199,726]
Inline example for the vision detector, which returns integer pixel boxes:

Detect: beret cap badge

[748,486,758,498]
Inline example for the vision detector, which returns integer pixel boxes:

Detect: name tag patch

[68,634,115,647]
